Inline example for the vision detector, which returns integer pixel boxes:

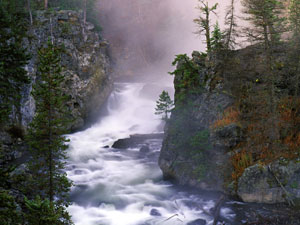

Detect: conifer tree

[155,91,174,121]
[26,40,72,223]
[211,22,224,51]
[289,0,300,97]
[224,0,238,49]
[242,0,285,49]
[242,0,285,148]
[194,0,218,52]
[0,1,30,124]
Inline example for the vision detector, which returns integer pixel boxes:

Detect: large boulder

[237,159,300,204]
[112,133,164,149]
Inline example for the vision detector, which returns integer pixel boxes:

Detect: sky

[96,0,244,78]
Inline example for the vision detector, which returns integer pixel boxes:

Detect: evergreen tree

[242,0,285,49]
[210,22,224,51]
[155,91,174,121]
[289,0,300,97]
[242,0,286,150]
[24,196,72,225]
[26,40,72,223]
[193,0,218,52]
[224,0,238,49]
[0,1,30,125]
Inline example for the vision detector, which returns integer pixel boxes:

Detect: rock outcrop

[238,159,300,204]
[1,10,112,171]
[159,52,236,191]
[21,10,112,131]
[159,46,300,204]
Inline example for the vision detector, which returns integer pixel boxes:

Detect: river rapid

[66,82,273,225]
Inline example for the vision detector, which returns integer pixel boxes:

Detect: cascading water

[66,82,239,225]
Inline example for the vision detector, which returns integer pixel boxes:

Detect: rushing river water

[65,82,268,225]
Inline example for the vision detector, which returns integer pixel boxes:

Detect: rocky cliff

[1,9,112,168]
[20,10,112,131]
[159,46,300,204]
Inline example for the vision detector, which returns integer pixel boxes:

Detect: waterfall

[66,82,236,225]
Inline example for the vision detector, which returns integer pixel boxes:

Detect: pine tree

[24,196,72,225]
[242,0,285,49]
[242,0,286,150]
[26,40,72,223]
[224,0,238,49]
[289,0,300,97]
[155,91,174,121]
[211,22,224,51]
[193,0,218,52]
[0,1,30,125]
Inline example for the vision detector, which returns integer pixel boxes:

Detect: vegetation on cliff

[160,0,300,206]
[0,0,110,223]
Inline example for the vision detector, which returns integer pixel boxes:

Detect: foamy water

[66,83,236,225]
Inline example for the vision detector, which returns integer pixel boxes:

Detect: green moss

[290,181,299,189]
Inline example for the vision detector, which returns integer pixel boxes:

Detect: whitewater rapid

[66,83,237,225]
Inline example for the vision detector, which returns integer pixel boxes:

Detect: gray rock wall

[20,10,112,131]
[159,52,236,191]
[159,47,300,204]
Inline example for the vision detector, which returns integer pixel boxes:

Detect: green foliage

[289,0,300,36]
[289,0,300,97]
[48,0,102,31]
[155,91,174,121]
[194,0,218,52]
[169,54,204,105]
[0,1,30,125]
[190,130,211,150]
[24,196,73,225]
[26,40,72,216]
[0,190,22,225]
[210,22,224,51]
[242,0,285,48]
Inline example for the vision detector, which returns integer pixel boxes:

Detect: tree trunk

[205,11,211,52]
[226,0,234,48]
[44,0,48,10]
[83,0,87,25]
[48,73,53,203]
[27,0,33,25]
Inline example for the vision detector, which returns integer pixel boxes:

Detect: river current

[66,82,254,225]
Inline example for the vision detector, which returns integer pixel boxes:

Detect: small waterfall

[66,82,237,225]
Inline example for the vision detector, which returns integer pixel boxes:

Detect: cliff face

[159,52,236,191]
[1,10,112,169]
[159,46,300,204]
[20,10,112,131]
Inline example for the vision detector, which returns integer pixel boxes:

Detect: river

[65,82,267,225]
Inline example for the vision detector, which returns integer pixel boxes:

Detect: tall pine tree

[0,0,30,125]
[26,40,72,224]
[193,0,218,52]
[242,0,286,151]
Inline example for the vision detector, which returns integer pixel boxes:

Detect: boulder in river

[112,133,164,149]
[150,208,161,216]
[237,159,300,204]
[187,218,206,225]
[139,145,150,154]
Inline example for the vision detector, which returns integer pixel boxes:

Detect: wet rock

[112,133,164,149]
[18,9,112,131]
[237,159,300,204]
[150,209,161,216]
[103,145,110,148]
[213,123,242,148]
[187,218,206,225]
[0,131,12,145]
[139,145,150,154]
[10,164,28,176]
